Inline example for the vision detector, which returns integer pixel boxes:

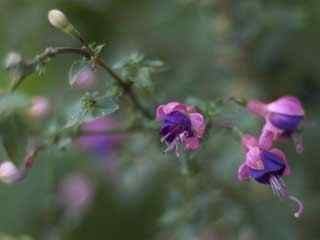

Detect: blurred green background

[0,0,319,239]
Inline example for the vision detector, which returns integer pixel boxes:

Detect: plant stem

[10,46,153,119]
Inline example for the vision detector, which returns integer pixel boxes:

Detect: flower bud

[4,52,22,69]
[70,66,96,89]
[0,161,22,184]
[48,9,70,30]
[28,96,50,119]
[48,9,79,38]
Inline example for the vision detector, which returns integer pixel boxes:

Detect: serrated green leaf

[64,100,90,129]
[64,93,119,129]
[134,67,152,89]
[113,52,164,91]
[93,96,119,118]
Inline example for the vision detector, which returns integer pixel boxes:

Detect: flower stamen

[269,176,304,218]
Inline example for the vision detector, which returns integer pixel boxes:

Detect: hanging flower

[238,134,304,218]
[156,102,205,156]
[247,96,305,153]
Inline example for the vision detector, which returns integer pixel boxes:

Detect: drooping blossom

[74,116,125,156]
[238,134,303,218]
[57,172,95,217]
[156,102,206,156]
[28,96,50,119]
[247,96,305,153]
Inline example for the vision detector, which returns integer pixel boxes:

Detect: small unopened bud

[48,9,81,39]
[4,52,22,69]
[28,96,50,119]
[48,9,70,30]
[70,66,96,89]
[0,161,23,184]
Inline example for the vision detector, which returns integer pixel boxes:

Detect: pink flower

[57,172,95,217]
[28,96,50,119]
[238,134,304,218]
[156,102,205,156]
[247,96,305,153]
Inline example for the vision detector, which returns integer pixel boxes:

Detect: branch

[9,46,153,119]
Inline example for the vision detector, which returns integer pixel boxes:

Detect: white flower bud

[0,161,21,184]
[4,52,22,69]
[48,9,70,30]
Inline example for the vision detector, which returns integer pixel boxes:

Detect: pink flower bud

[0,161,23,184]
[70,66,96,89]
[28,96,50,119]
[4,52,22,69]
[247,96,305,153]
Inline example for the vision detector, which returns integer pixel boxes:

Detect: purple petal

[267,96,304,116]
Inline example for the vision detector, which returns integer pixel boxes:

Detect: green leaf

[0,93,30,120]
[134,67,152,89]
[93,95,119,118]
[64,92,119,129]
[113,52,164,91]
[64,100,90,129]
[94,43,106,56]
[185,97,220,119]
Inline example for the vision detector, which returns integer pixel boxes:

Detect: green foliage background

[0,0,319,239]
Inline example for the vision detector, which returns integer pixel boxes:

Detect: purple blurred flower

[247,96,305,153]
[57,172,95,216]
[238,134,304,218]
[74,116,125,156]
[156,102,206,156]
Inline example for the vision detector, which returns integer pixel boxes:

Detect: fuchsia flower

[156,102,205,156]
[238,134,304,218]
[247,96,305,153]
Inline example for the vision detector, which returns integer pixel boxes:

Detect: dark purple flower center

[249,150,286,184]
[269,113,303,132]
[160,111,193,143]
